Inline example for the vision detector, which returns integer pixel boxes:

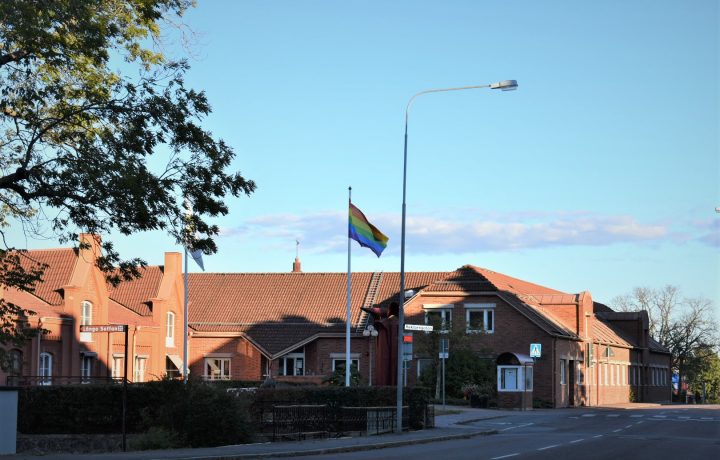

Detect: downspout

[551,336,558,408]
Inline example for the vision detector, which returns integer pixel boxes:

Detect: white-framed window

[166,311,175,347]
[134,356,147,382]
[604,363,608,386]
[204,357,231,380]
[112,355,125,380]
[424,304,453,331]
[560,359,567,385]
[280,352,305,376]
[498,365,533,392]
[332,358,359,372]
[576,362,584,385]
[39,352,53,385]
[80,300,93,342]
[465,303,495,333]
[81,354,94,383]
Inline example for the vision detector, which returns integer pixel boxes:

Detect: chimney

[292,257,302,273]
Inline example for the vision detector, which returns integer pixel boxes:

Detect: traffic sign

[530,343,542,358]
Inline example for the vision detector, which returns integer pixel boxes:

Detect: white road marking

[500,422,534,432]
[701,417,712,420]
[491,454,519,460]
[630,415,643,418]
[607,414,620,417]
[582,414,596,417]
[613,429,622,433]
[593,435,603,438]
[624,425,632,428]
[570,439,585,444]
[679,416,690,419]
[653,415,667,418]
[538,444,559,451]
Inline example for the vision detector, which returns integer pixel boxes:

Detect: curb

[150,430,499,460]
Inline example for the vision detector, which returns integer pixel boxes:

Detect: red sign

[80,324,127,333]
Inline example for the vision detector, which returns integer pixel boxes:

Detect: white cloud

[220,209,684,255]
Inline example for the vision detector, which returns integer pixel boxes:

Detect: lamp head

[490,80,518,91]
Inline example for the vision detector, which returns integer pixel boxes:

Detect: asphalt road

[291,406,720,460]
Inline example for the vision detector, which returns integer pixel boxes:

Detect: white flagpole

[183,245,189,384]
[346,186,352,387]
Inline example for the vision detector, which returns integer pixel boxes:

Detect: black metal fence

[270,404,417,441]
[7,375,122,386]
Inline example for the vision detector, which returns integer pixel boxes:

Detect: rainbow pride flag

[349,203,388,257]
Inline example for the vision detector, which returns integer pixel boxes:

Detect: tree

[612,286,719,399]
[414,318,494,400]
[0,1,255,368]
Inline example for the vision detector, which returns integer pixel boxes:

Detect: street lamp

[363,325,379,386]
[395,79,518,433]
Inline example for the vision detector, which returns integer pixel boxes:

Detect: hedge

[19,382,432,445]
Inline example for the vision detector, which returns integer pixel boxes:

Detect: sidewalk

[7,406,504,460]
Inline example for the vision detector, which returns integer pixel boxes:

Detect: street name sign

[405,324,433,332]
[80,324,128,333]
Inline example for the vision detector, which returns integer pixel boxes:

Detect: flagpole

[346,186,352,387]
[183,245,189,384]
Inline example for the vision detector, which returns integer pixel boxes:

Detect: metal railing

[6,375,123,386]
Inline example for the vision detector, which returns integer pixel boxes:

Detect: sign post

[80,324,129,451]
[439,338,449,409]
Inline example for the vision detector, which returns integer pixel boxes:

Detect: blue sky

[9,1,719,309]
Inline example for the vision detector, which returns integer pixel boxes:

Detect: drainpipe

[551,337,558,408]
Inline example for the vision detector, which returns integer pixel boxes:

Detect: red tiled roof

[108,266,163,316]
[592,317,635,348]
[108,299,157,327]
[19,249,77,305]
[188,272,375,326]
[470,266,566,296]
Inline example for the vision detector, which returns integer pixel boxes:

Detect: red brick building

[1,237,671,408]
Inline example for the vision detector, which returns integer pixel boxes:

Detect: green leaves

[0,0,255,356]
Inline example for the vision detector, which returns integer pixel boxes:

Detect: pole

[395,81,515,433]
[346,187,352,387]
[122,325,128,451]
[183,247,189,384]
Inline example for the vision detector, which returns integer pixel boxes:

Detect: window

[560,359,567,385]
[80,301,93,342]
[204,357,231,380]
[524,366,534,391]
[9,349,22,376]
[332,359,359,372]
[166,312,175,347]
[610,364,615,386]
[417,359,433,378]
[424,304,453,331]
[81,355,94,383]
[112,355,125,380]
[576,362,584,385]
[280,352,305,376]
[465,303,495,333]
[604,363,608,386]
[134,356,147,382]
[498,366,533,392]
[39,352,53,385]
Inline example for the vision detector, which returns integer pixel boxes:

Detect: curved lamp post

[395,79,518,433]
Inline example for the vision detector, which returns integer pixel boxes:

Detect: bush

[19,380,256,448]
